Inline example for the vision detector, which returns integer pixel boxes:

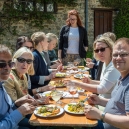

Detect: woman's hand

[57,64,63,72]
[84,104,102,120]
[48,72,56,80]
[31,96,50,105]
[82,76,92,84]
[34,93,42,99]
[37,96,50,105]
[15,94,36,107]
[41,85,56,92]
[86,62,95,68]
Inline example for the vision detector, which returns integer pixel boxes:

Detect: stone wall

[0,0,115,51]
[0,0,86,51]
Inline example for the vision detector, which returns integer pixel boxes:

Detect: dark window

[13,0,57,13]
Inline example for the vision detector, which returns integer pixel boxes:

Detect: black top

[58,25,88,58]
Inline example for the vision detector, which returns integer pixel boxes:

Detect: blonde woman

[3,47,49,103]
[44,33,62,69]
[68,36,120,99]
[3,47,49,129]
[30,32,61,95]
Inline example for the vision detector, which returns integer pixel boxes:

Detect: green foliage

[87,51,93,58]
[99,0,129,38]
[0,0,77,36]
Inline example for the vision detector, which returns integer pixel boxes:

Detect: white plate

[66,70,79,74]
[55,72,66,78]
[74,74,91,79]
[42,91,52,97]
[49,81,65,88]
[78,67,89,72]
[42,91,65,98]
[34,105,64,117]
[64,103,84,115]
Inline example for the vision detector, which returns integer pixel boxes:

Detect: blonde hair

[93,36,114,60]
[12,47,34,75]
[103,32,116,42]
[31,32,46,48]
[46,33,58,44]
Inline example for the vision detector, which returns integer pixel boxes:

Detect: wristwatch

[101,112,106,122]
[36,88,41,93]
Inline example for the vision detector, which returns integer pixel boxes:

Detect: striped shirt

[104,73,129,129]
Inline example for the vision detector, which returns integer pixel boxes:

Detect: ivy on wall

[99,0,129,38]
[0,0,77,36]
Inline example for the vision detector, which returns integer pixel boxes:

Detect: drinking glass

[67,62,74,68]
[51,91,63,105]
[67,85,77,103]
[74,58,81,66]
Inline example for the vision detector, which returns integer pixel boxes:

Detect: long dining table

[29,69,98,128]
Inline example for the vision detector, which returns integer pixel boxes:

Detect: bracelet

[101,112,106,123]
[58,57,61,59]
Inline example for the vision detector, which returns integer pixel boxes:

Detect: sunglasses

[94,47,109,53]
[25,46,34,50]
[17,57,33,64]
[0,61,14,68]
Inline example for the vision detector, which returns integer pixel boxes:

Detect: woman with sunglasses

[16,36,34,51]
[58,9,88,65]
[3,47,49,129]
[68,37,120,100]
[3,47,49,102]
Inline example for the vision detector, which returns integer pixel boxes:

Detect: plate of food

[49,80,65,87]
[78,66,89,70]
[34,105,64,117]
[74,74,91,79]
[64,103,85,114]
[77,87,85,94]
[55,72,66,78]
[42,91,64,98]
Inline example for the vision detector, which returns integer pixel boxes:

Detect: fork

[79,97,89,106]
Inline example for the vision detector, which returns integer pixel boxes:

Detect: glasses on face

[112,53,129,58]
[94,47,109,53]
[25,46,34,50]
[69,18,77,21]
[0,61,14,68]
[17,57,33,64]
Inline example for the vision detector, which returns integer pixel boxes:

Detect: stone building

[0,0,116,51]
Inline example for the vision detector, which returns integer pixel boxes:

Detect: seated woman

[68,36,120,99]
[3,47,49,129]
[49,49,58,62]
[43,33,62,69]
[30,32,62,95]
[16,36,34,51]
[3,47,49,103]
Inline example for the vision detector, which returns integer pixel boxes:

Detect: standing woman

[58,9,88,65]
